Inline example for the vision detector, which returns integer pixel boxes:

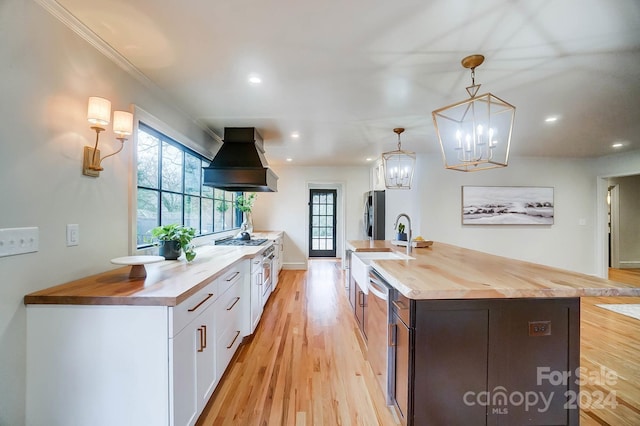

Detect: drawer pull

[188,293,214,312]
[197,327,205,352]
[226,330,241,349]
[226,296,241,311]
[202,325,207,349]
[225,271,240,281]
[388,324,396,347]
[392,300,408,311]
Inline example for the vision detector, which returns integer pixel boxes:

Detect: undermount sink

[351,251,414,294]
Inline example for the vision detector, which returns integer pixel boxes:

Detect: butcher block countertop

[24,243,271,307]
[347,240,640,300]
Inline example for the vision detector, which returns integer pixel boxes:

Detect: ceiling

[54,0,640,166]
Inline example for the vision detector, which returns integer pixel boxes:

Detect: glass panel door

[309,189,337,257]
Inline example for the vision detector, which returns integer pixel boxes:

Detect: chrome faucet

[394,213,412,255]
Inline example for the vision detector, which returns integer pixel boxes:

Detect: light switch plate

[0,227,39,257]
[66,224,79,247]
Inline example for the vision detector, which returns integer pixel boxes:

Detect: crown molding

[33,0,220,141]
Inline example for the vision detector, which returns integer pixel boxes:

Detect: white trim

[609,185,620,269]
[283,262,308,270]
[33,0,157,90]
[619,261,640,268]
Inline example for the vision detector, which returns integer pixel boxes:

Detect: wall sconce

[83,96,133,177]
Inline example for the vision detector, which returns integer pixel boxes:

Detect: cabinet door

[392,314,410,426]
[355,290,367,339]
[196,303,216,412]
[172,325,198,426]
[250,269,263,333]
[413,304,489,425]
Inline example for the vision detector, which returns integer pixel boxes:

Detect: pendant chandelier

[382,127,415,189]
[432,55,515,172]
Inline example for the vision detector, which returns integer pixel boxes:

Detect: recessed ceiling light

[365,157,373,162]
[544,116,558,123]
[286,158,293,162]
[291,132,300,139]
[612,142,624,149]
[248,75,262,84]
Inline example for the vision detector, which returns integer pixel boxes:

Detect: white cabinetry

[26,260,249,426]
[169,278,218,426]
[249,254,264,333]
[273,235,283,288]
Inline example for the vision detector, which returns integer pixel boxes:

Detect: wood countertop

[24,244,271,307]
[347,240,640,300]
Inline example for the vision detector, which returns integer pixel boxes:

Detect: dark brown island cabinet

[390,291,580,426]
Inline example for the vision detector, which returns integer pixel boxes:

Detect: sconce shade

[113,111,133,137]
[87,97,111,127]
[382,128,415,189]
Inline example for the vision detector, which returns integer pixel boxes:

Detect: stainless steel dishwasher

[366,268,392,404]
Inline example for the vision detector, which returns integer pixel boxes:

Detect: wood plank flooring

[197,259,397,425]
[579,269,640,425]
[198,263,640,426]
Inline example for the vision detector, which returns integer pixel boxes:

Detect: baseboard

[283,261,308,270]
[619,261,640,269]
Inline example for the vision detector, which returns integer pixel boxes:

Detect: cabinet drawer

[215,280,243,337]
[218,263,243,296]
[171,280,219,337]
[392,292,411,327]
[216,325,242,376]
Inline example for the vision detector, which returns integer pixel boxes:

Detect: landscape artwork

[462,186,554,225]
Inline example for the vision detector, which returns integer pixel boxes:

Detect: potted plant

[235,193,256,233]
[396,223,407,241]
[150,224,197,261]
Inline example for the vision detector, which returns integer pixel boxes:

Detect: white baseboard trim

[619,261,640,269]
[283,262,308,270]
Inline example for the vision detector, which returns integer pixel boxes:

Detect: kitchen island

[23,237,279,426]
[347,240,640,426]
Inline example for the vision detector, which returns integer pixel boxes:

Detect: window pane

[184,154,201,196]
[161,192,183,225]
[202,168,213,198]
[137,130,159,188]
[185,196,200,232]
[137,188,158,246]
[224,204,234,230]
[162,142,183,192]
[214,200,226,231]
[201,198,214,234]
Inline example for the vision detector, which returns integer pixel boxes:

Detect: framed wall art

[462,186,554,225]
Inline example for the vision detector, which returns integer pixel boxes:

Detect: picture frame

[462,186,554,225]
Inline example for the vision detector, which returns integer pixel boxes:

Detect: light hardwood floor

[198,263,640,425]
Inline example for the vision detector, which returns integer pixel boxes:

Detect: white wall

[0,1,214,425]
[250,165,370,269]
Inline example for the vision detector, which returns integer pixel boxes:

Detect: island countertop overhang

[347,240,640,300]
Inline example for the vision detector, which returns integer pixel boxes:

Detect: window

[136,123,242,248]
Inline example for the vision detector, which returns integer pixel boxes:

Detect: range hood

[203,127,278,192]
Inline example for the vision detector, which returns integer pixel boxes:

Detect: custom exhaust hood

[203,127,278,192]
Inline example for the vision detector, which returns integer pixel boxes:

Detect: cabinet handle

[389,323,397,347]
[225,271,240,282]
[188,293,214,312]
[358,291,364,307]
[226,296,241,311]
[197,327,205,352]
[392,300,408,311]
[202,325,207,349]
[258,273,263,285]
[226,330,241,349]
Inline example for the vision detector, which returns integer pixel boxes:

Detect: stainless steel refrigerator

[363,190,385,240]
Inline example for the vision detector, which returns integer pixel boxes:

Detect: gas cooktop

[214,237,268,246]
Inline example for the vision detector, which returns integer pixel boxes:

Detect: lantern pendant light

[382,127,415,189]
[432,55,515,172]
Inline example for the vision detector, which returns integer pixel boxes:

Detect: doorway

[309,189,337,257]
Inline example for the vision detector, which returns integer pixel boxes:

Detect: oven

[261,245,275,308]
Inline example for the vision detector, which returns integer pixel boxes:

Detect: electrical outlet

[66,224,79,247]
[528,321,551,336]
[0,227,39,257]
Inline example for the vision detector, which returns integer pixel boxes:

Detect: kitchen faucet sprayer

[394,213,412,255]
